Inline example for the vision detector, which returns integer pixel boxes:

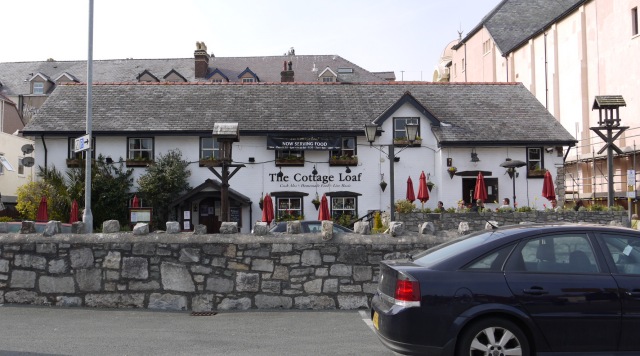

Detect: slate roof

[0,55,386,97]
[454,0,587,55]
[23,82,576,147]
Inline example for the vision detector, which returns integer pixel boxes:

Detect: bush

[0,216,13,222]
[395,199,416,214]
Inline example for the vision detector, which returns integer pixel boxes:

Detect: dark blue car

[371,223,640,355]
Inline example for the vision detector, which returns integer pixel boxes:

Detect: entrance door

[199,198,221,233]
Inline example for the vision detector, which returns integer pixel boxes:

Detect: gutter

[41,135,47,169]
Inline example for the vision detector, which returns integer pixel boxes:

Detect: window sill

[126,159,154,167]
[275,159,305,166]
[199,159,223,167]
[393,139,422,147]
[66,158,92,168]
[329,157,358,166]
[527,169,547,178]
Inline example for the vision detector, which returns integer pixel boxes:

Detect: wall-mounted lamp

[345,166,351,174]
[312,165,318,175]
[248,157,255,162]
[470,148,480,163]
[277,167,284,178]
[106,156,114,164]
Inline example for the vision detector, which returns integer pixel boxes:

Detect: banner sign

[267,135,341,150]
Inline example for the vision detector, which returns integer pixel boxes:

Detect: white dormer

[318,67,337,83]
[54,72,79,84]
[29,73,54,95]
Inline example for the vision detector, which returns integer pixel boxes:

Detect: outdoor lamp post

[364,122,418,221]
[500,158,527,208]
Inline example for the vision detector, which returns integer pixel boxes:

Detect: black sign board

[230,207,241,227]
[267,135,341,151]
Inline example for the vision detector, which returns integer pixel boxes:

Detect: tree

[90,156,134,227]
[137,149,191,229]
[16,180,53,221]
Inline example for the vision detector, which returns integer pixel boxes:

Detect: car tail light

[394,279,421,308]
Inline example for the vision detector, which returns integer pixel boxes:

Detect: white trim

[318,67,337,78]
[0,155,14,171]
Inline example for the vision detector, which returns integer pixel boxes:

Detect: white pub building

[22,81,576,233]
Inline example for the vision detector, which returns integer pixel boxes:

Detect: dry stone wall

[0,233,432,311]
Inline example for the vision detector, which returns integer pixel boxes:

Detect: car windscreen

[412,230,506,268]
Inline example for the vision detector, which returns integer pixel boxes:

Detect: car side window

[600,233,640,275]
[512,234,598,273]
[464,244,515,271]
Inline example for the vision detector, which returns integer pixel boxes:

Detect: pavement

[0,304,392,356]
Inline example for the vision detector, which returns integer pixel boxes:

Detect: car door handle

[626,290,640,297]
[523,287,549,295]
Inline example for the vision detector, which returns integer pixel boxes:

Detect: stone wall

[399,210,630,233]
[0,233,432,311]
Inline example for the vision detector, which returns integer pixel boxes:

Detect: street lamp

[500,158,527,208]
[364,122,418,221]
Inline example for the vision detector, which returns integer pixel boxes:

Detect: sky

[1,0,502,81]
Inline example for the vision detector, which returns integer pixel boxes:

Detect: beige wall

[1,100,23,134]
[0,133,34,201]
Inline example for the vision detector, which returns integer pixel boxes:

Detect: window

[633,7,639,36]
[483,40,492,54]
[276,197,302,221]
[68,137,96,159]
[18,157,24,175]
[33,82,44,94]
[322,77,334,83]
[211,79,223,83]
[337,68,353,73]
[527,147,544,177]
[0,154,14,173]
[331,196,356,220]
[465,244,516,271]
[461,58,465,72]
[276,149,304,165]
[330,137,356,158]
[511,234,598,273]
[242,78,254,83]
[601,233,640,274]
[128,138,153,160]
[200,137,220,160]
[393,117,420,140]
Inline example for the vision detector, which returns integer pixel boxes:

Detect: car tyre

[456,317,530,356]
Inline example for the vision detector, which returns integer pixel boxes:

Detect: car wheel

[456,317,530,356]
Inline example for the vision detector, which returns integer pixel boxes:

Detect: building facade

[22,82,575,233]
[445,0,640,209]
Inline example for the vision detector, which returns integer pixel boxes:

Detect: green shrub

[395,199,416,214]
[516,206,534,212]
[0,216,13,222]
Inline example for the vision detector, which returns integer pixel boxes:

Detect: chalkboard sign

[230,207,241,226]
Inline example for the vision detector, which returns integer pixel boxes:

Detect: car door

[596,232,640,351]
[504,232,621,352]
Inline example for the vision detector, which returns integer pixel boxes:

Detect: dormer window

[33,82,44,94]
[207,68,229,83]
[163,69,187,82]
[137,70,159,82]
[238,67,259,83]
[318,67,337,83]
[55,72,79,84]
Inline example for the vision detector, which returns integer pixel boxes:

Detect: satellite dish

[21,144,34,154]
[22,157,35,167]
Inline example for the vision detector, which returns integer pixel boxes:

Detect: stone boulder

[219,222,238,234]
[102,220,120,233]
[133,223,149,235]
[286,221,301,234]
[389,222,404,237]
[458,221,470,235]
[353,221,370,235]
[321,220,334,241]
[43,221,62,237]
[71,221,86,234]
[253,222,270,235]
[193,224,207,235]
[419,222,435,235]
[166,221,181,234]
[0,222,8,233]
[485,221,499,230]
[20,221,36,234]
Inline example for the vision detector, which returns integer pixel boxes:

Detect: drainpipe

[544,32,549,109]
[40,135,48,171]
[464,42,467,82]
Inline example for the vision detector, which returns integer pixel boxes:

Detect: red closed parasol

[473,172,488,201]
[36,196,48,222]
[406,177,416,202]
[132,195,140,208]
[416,171,429,208]
[542,170,556,201]
[261,194,274,224]
[318,194,331,221]
[69,199,79,224]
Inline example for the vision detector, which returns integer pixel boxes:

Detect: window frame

[242,78,255,83]
[127,137,154,161]
[526,147,545,178]
[330,137,356,160]
[330,196,357,220]
[32,82,44,95]
[275,149,305,166]
[393,117,421,141]
[275,197,303,221]
[200,137,220,160]
[17,156,24,176]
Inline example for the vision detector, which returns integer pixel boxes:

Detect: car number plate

[373,311,379,330]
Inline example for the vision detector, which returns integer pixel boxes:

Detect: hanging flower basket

[427,181,435,192]
[312,200,321,210]
[447,167,457,179]
[380,180,388,192]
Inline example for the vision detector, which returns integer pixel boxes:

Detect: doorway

[199,198,221,233]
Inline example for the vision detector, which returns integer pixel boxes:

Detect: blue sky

[2,0,501,81]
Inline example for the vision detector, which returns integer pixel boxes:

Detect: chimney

[194,41,210,78]
[281,61,294,82]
